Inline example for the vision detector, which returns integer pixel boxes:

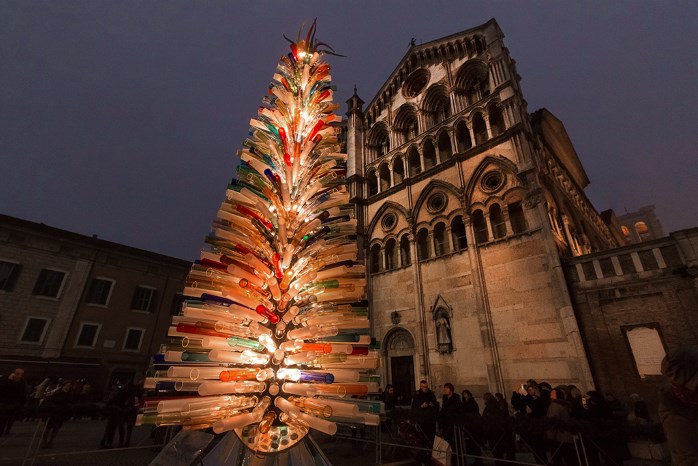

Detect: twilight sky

[1,1,696,260]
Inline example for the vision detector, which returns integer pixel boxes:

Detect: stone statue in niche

[435,309,453,353]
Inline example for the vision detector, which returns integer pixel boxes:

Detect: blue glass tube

[300,371,334,384]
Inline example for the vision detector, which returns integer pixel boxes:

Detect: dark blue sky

[1,1,696,260]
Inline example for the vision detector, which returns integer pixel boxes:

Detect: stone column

[449,128,459,156]
[502,206,511,237]
[466,122,475,148]
[562,215,578,256]
[484,111,493,139]
[483,212,494,242]
[389,163,395,188]
[446,226,454,253]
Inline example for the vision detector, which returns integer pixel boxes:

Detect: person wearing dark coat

[585,390,627,466]
[545,388,577,466]
[412,380,439,463]
[483,392,512,466]
[0,368,27,436]
[512,381,548,464]
[439,383,462,465]
[41,380,74,448]
[494,392,517,462]
[461,389,484,465]
[658,346,698,466]
[379,384,396,411]
[100,382,131,448]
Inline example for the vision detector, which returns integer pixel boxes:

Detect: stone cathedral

[344,18,624,404]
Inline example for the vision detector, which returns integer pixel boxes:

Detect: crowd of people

[0,368,141,449]
[380,379,669,466]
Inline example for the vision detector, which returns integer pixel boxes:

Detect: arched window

[417,228,430,261]
[451,216,467,251]
[370,244,381,273]
[635,221,651,241]
[385,238,397,271]
[367,123,389,162]
[379,163,391,191]
[400,234,411,266]
[455,120,472,153]
[472,209,488,244]
[407,146,421,177]
[620,226,631,240]
[433,222,449,256]
[489,204,506,239]
[423,85,451,129]
[487,103,506,137]
[434,308,453,353]
[437,131,452,161]
[508,202,527,235]
[393,156,405,184]
[454,60,489,107]
[472,113,488,145]
[367,170,378,196]
[423,140,437,170]
[394,105,419,146]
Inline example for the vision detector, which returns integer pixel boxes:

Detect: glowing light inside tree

[137,21,378,454]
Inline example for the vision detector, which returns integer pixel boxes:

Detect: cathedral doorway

[385,328,416,406]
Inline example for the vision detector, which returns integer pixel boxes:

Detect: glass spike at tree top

[138,21,379,455]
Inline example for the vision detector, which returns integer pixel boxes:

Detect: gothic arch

[463,155,520,206]
[393,104,420,146]
[421,83,452,128]
[366,121,390,161]
[383,327,416,356]
[454,59,490,107]
[367,200,411,239]
[412,179,463,219]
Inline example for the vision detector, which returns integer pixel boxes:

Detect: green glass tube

[226,336,264,352]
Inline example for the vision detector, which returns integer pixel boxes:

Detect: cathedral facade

[345,19,622,403]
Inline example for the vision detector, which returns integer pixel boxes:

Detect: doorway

[390,355,415,406]
[385,327,416,406]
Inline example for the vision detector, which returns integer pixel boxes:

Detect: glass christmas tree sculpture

[138,22,378,455]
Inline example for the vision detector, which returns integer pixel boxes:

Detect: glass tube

[288,396,332,418]
[284,351,317,366]
[299,371,334,384]
[212,411,259,434]
[167,366,222,380]
[226,336,265,352]
[198,381,266,396]
[313,384,347,397]
[282,382,317,397]
[218,368,260,382]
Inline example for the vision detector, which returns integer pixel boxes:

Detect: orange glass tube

[300,343,332,354]
[219,368,260,382]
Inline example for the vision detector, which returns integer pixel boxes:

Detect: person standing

[41,380,74,448]
[494,392,517,463]
[658,346,698,466]
[461,389,484,465]
[439,383,462,464]
[412,380,439,453]
[545,388,576,466]
[0,368,27,435]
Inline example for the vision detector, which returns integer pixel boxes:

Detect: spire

[346,84,364,115]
